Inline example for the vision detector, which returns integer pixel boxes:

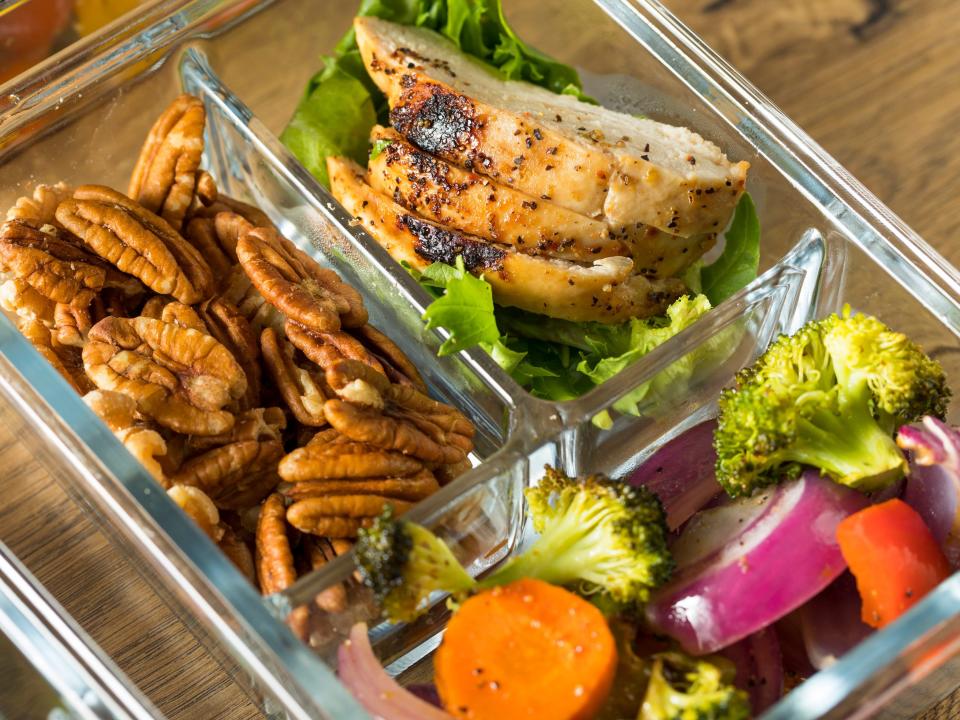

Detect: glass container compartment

[1,0,960,718]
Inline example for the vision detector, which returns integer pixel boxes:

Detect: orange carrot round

[435,578,617,720]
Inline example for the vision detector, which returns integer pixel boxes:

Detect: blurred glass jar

[0,0,143,84]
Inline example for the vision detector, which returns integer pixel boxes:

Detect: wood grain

[0,1,958,718]
[661,0,960,257]
[0,403,263,719]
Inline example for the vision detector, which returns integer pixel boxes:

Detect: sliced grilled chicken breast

[328,157,683,323]
[370,126,715,277]
[368,126,623,262]
[627,226,717,281]
[355,17,749,238]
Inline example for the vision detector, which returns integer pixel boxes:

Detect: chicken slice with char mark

[355,17,749,239]
[371,125,717,278]
[368,125,622,262]
[328,157,682,324]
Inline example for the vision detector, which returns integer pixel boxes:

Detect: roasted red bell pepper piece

[837,499,951,628]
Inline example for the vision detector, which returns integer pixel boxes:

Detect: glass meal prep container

[3,0,960,717]
[0,540,163,720]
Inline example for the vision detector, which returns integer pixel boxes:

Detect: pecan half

[0,220,138,306]
[197,195,273,230]
[319,359,474,465]
[288,516,364,538]
[282,468,440,503]
[219,523,256,582]
[213,211,253,263]
[199,297,261,410]
[0,279,56,326]
[257,494,312,639]
[285,320,383,375]
[305,439,384,456]
[138,296,165,319]
[56,185,214,304]
[6,182,73,229]
[237,226,367,332]
[53,300,99,348]
[128,94,210,230]
[355,323,426,391]
[324,358,391,407]
[83,389,138,431]
[19,318,92,394]
[168,484,222,540]
[184,217,233,279]
[116,426,168,485]
[171,439,282,510]
[84,388,169,482]
[83,315,246,435]
[195,171,219,208]
[159,300,208,332]
[386,383,476,439]
[287,496,412,537]
[221,265,286,336]
[435,457,474,486]
[278,442,423,482]
[260,327,327,427]
[324,400,467,465]
[256,493,297,595]
[306,537,350,613]
[188,406,286,452]
[141,297,209,331]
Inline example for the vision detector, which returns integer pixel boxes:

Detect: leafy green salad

[282,0,761,406]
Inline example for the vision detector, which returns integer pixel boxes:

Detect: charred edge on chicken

[399,215,505,271]
[390,80,478,159]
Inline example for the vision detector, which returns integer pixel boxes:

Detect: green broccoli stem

[788,383,907,491]
[477,499,615,591]
[407,524,478,595]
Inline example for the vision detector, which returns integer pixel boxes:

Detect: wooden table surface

[1,0,958,718]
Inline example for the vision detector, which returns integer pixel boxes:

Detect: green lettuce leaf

[283,0,594,187]
[416,258,716,406]
[369,138,393,160]
[576,294,712,388]
[279,58,377,187]
[421,257,500,354]
[579,295,712,422]
[700,192,760,306]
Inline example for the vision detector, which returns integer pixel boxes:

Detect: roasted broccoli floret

[482,467,674,607]
[356,468,673,622]
[355,506,476,623]
[715,308,949,497]
[639,652,750,720]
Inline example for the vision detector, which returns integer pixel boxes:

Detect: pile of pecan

[0,94,474,627]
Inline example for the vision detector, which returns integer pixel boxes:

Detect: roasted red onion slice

[898,416,960,565]
[800,571,872,670]
[629,419,722,530]
[338,623,454,719]
[646,470,868,655]
[719,626,784,714]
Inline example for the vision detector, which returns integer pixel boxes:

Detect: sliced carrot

[435,578,617,720]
